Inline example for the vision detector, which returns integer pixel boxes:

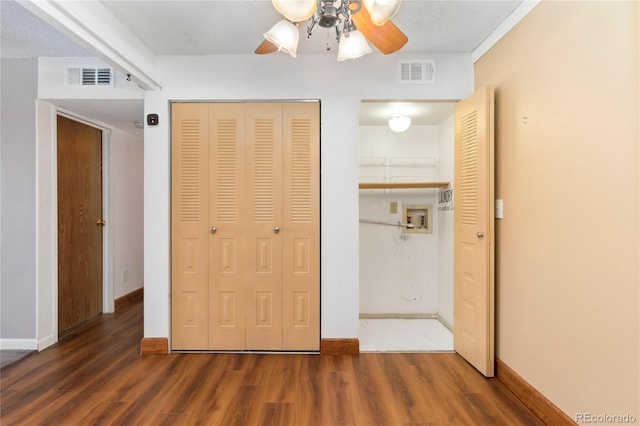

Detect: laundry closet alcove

[358,100,455,352]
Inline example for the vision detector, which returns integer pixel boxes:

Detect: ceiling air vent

[398,60,436,84]
[66,67,113,86]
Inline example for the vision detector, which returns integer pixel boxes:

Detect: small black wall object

[147,114,159,126]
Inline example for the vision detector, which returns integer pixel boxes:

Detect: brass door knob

[96,219,107,226]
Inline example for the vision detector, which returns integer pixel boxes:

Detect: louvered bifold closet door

[245,103,284,350]
[172,101,320,351]
[282,102,320,350]
[171,103,210,350]
[208,103,248,350]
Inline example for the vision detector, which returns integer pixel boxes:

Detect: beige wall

[475,1,639,421]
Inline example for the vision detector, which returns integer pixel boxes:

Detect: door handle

[209,226,217,234]
[477,232,484,239]
[96,219,106,226]
[273,226,280,234]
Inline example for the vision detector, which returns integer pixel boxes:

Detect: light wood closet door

[172,101,319,351]
[453,85,495,376]
[208,103,247,350]
[171,104,210,350]
[282,102,320,350]
[245,103,284,350]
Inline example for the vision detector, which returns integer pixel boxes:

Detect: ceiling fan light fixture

[337,29,372,61]
[388,115,411,132]
[264,20,300,57]
[271,0,316,22]
[363,0,401,25]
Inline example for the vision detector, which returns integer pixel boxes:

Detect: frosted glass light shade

[363,0,401,25]
[264,20,299,58]
[388,116,411,132]
[272,0,316,22]
[337,30,372,61]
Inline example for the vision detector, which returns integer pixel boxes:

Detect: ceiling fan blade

[255,39,279,54]
[351,6,408,55]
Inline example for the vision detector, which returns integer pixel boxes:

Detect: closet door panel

[171,103,210,350]
[245,103,284,350]
[172,101,320,352]
[282,102,320,350]
[209,103,247,350]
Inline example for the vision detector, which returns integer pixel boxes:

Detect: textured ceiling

[2,1,523,58]
[1,0,522,131]
[99,0,522,55]
[0,0,92,58]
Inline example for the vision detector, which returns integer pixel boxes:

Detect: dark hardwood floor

[1,301,544,425]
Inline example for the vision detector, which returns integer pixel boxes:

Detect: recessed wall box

[402,204,433,234]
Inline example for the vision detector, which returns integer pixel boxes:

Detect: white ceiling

[98,0,522,55]
[0,0,92,58]
[360,100,455,126]
[1,0,522,131]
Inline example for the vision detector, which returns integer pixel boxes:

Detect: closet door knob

[273,226,280,234]
[477,232,484,239]
[210,226,217,234]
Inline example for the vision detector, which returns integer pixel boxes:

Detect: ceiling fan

[256,0,408,61]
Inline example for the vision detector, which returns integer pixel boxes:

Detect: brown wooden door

[453,85,495,377]
[57,115,103,333]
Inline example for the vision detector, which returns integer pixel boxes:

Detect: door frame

[36,102,114,350]
[357,99,459,341]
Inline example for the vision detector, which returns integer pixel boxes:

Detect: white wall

[144,53,473,341]
[38,57,143,100]
[35,100,57,350]
[359,125,439,314]
[436,114,454,327]
[0,58,38,349]
[111,128,144,299]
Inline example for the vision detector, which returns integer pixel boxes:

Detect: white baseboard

[38,334,57,351]
[359,313,438,319]
[0,338,38,350]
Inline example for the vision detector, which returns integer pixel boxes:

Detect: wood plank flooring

[1,301,545,425]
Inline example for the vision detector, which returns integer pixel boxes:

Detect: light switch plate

[390,202,398,214]
[495,199,504,219]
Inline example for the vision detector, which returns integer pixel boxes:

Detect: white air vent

[398,60,436,84]
[66,67,113,86]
